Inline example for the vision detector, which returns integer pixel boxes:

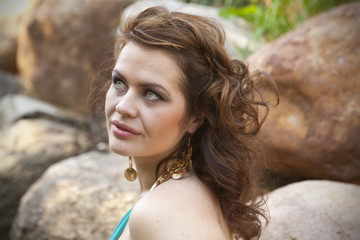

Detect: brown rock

[0,118,90,239]
[260,180,360,240]
[0,0,37,72]
[248,3,360,183]
[10,151,139,240]
[17,0,134,112]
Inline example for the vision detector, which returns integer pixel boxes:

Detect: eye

[112,77,128,91]
[144,90,162,102]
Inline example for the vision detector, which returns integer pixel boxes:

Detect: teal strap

[109,207,133,240]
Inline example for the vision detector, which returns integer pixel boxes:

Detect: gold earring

[183,136,192,171]
[124,156,137,181]
[150,136,192,191]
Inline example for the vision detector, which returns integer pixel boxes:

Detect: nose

[115,90,138,118]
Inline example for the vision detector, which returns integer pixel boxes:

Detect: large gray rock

[260,180,360,240]
[10,151,139,240]
[0,118,90,240]
[0,94,83,128]
[0,71,23,98]
[121,0,259,60]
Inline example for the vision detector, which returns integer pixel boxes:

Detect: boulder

[121,0,259,60]
[260,180,360,240]
[16,0,134,112]
[0,0,37,72]
[10,151,139,240]
[0,71,23,98]
[0,94,83,128]
[0,118,90,240]
[248,3,360,183]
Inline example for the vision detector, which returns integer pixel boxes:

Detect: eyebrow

[112,70,172,98]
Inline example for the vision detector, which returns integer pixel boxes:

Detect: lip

[111,120,140,138]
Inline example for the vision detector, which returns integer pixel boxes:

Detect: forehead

[114,42,183,89]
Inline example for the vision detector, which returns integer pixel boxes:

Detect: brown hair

[92,6,278,240]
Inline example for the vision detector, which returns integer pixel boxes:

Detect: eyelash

[111,77,164,102]
[144,89,163,102]
[112,77,128,91]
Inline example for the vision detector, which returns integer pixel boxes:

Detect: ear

[187,113,204,134]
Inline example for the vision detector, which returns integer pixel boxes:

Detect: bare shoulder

[129,175,230,240]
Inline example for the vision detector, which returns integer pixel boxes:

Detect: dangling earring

[124,156,137,181]
[182,136,192,172]
[150,136,192,191]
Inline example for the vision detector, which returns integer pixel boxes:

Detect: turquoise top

[109,207,133,240]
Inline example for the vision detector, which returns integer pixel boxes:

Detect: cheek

[104,90,115,119]
[147,107,186,137]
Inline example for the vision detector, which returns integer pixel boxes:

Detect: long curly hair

[92,6,278,240]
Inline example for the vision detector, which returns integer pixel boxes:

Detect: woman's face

[105,41,199,163]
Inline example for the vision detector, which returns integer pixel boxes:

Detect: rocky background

[0,0,359,239]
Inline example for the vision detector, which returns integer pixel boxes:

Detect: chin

[108,140,128,156]
[109,146,125,156]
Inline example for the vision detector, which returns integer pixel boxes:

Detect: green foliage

[219,4,258,21]
[251,0,300,41]
[232,0,359,40]
[182,0,358,57]
[185,0,359,41]
[182,0,249,8]
[303,0,358,17]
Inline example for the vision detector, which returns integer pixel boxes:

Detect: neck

[134,159,157,193]
[134,156,178,193]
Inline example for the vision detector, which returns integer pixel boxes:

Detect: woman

[94,6,276,240]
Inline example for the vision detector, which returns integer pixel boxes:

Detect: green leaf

[219,5,258,21]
